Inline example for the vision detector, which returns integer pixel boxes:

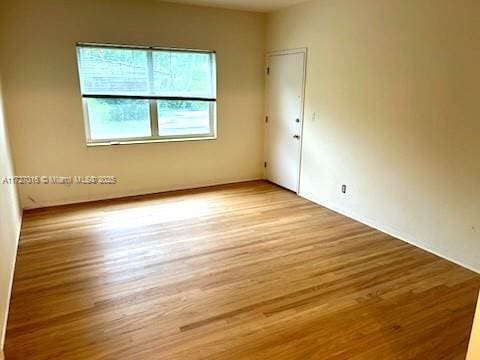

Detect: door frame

[265,47,308,195]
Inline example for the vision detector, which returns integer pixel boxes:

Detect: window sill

[86,136,217,147]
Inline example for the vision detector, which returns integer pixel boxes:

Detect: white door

[265,50,306,193]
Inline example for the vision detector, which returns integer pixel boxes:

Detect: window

[76,43,217,145]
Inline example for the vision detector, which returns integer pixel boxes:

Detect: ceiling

[163,0,309,12]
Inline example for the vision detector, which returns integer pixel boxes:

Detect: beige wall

[468,293,480,359]
[0,0,266,208]
[0,73,22,349]
[267,0,480,272]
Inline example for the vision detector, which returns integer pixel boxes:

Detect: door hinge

[264,161,268,168]
[266,67,270,75]
[265,116,269,123]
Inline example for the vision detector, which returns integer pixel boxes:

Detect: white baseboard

[300,191,480,275]
[23,178,263,210]
[0,213,22,352]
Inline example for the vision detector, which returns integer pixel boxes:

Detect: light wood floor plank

[5,181,480,359]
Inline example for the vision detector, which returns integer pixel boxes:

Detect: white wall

[0,73,22,350]
[0,0,266,208]
[267,0,480,272]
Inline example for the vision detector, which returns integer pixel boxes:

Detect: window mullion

[150,99,159,137]
[82,98,93,143]
[209,101,216,137]
[146,50,159,137]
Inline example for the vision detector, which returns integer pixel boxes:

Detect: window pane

[157,101,212,136]
[152,51,215,98]
[77,47,149,95]
[86,98,151,140]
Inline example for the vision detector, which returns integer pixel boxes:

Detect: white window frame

[76,43,217,146]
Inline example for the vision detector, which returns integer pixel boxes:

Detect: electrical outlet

[342,185,347,194]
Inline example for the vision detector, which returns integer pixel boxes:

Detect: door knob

[293,135,300,140]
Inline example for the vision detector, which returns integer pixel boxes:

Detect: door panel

[265,51,306,192]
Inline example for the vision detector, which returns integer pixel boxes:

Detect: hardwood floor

[5,181,480,359]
